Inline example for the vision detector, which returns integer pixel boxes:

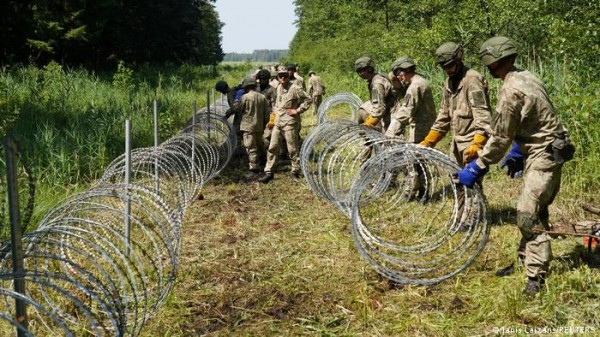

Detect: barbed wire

[0,101,234,336]
[301,93,490,286]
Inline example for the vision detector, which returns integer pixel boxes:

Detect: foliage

[223,50,289,62]
[290,0,599,78]
[0,0,224,68]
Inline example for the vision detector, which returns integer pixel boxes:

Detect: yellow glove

[362,115,379,127]
[462,134,488,163]
[419,130,444,147]
[267,112,276,129]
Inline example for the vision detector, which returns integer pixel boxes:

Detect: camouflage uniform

[476,69,571,280]
[239,89,268,171]
[385,74,436,142]
[366,73,395,133]
[431,66,492,166]
[385,73,436,197]
[264,81,312,175]
[308,73,325,114]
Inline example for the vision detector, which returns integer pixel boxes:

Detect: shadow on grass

[488,205,517,227]
[559,244,600,270]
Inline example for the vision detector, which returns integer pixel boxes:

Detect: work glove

[462,134,488,163]
[458,160,488,188]
[500,142,524,178]
[266,112,276,129]
[419,130,443,147]
[362,115,379,127]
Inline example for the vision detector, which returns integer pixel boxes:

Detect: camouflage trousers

[312,95,323,115]
[516,161,562,279]
[264,124,300,174]
[242,130,263,171]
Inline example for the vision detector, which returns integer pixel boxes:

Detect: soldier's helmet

[256,69,270,80]
[270,70,278,78]
[354,57,375,71]
[215,80,228,93]
[478,36,518,66]
[391,56,416,72]
[308,70,315,76]
[241,77,257,88]
[435,42,463,66]
[286,63,297,71]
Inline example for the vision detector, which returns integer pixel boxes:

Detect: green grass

[1,59,599,335]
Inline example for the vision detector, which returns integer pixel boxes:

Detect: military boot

[258,172,274,184]
[524,277,545,296]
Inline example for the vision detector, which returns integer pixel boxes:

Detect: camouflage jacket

[308,75,325,96]
[274,81,312,128]
[239,90,268,133]
[431,67,492,151]
[368,73,395,121]
[477,69,570,170]
[390,74,437,143]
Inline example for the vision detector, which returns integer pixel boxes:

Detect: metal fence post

[3,136,28,336]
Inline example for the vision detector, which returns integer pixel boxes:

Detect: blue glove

[458,160,488,187]
[234,88,245,102]
[500,142,524,178]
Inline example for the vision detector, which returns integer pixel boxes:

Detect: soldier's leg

[243,131,260,171]
[283,126,301,175]
[264,125,282,174]
[517,165,562,282]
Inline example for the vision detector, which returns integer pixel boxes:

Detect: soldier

[259,69,312,183]
[256,69,277,163]
[238,77,269,175]
[307,70,325,115]
[420,42,492,168]
[215,80,244,152]
[457,36,575,295]
[385,56,437,199]
[286,63,306,90]
[354,56,395,133]
[385,56,436,142]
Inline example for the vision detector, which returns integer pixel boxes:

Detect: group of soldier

[214,35,574,295]
[214,62,325,184]
[354,36,575,295]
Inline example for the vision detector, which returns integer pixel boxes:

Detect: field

[1,61,600,336]
[138,110,600,336]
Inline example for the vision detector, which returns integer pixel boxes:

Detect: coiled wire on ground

[301,93,490,285]
[316,92,362,125]
[0,110,234,336]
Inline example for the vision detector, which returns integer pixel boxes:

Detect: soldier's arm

[292,86,312,113]
[370,82,387,119]
[468,77,492,136]
[391,84,418,124]
[477,88,522,167]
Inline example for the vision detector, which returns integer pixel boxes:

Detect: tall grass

[0,61,251,230]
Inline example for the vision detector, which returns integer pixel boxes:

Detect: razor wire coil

[301,93,490,285]
[0,103,234,336]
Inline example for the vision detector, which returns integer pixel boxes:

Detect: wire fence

[0,98,235,336]
[300,93,490,285]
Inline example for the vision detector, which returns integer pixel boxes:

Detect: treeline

[223,50,288,62]
[0,0,224,68]
[289,0,599,76]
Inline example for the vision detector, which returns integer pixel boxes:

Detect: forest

[0,0,223,67]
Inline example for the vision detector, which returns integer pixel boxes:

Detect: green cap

[391,56,416,72]
[241,77,257,88]
[354,56,375,71]
[435,42,463,66]
[479,36,518,66]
